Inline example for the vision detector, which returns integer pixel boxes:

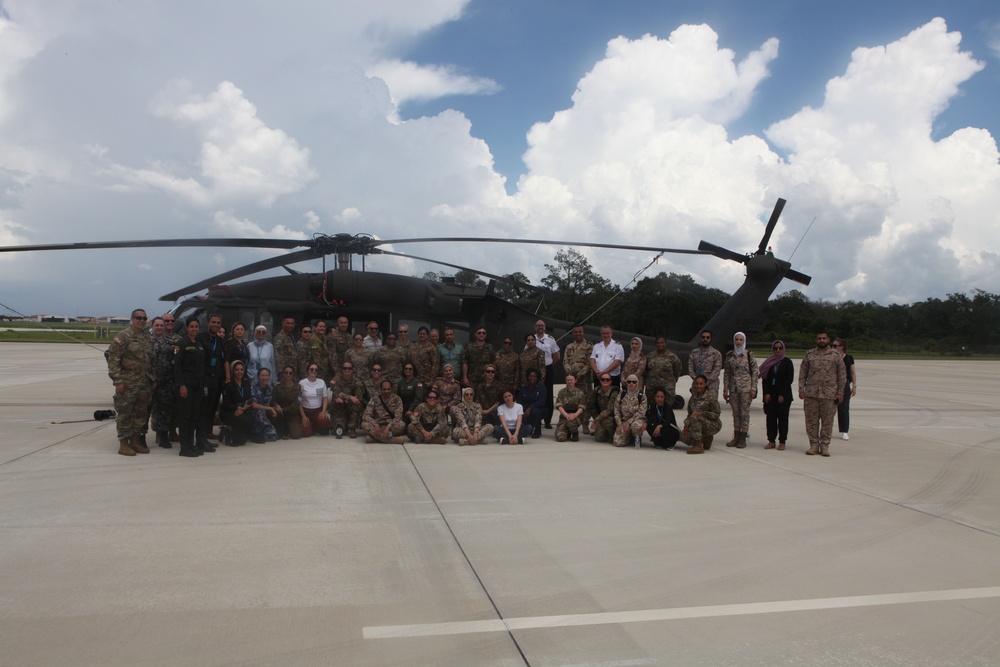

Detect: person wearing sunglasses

[475,365,503,429]
[462,326,494,393]
[295,325,316,381]
[396,363,424,424]
[298,364,331,437]
[613,374,647,448]
[362,321,383,351]
[493,336,520,394]
[107,308,155,456]
[590,374,620,443]
[760,340,794,450]
[407,391,449,444]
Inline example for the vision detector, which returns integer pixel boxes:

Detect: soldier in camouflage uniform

[493,336,520,394]
[689,329,723,399]
[375,333,407,385]
[410,327,440,385]
[554,373,586,442]
[362,380,406,444]
[107,309,155,456]
[363,364,387,406]
[476,364,504,429]
[646,336,682,407]
[407,390,449,444]
[798,332,846,456]
[462,326,495,393]
[590,372,620,443]
[309,321,330,381]
[451,387,493,445]
[613,375,647,447]
[722,332,759,448]
[295,325,316,381]
[562,326,593,433]
[519,334,546,386]
[327,316,352,378]
[682,375,722,454]
[273,316,298,381]
[149,316,177,447]
[329,362,365,438]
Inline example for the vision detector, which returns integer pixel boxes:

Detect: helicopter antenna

[555,252,664,343]
[788,216,817,263]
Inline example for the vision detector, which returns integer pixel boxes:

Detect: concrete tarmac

[2,343,999,666]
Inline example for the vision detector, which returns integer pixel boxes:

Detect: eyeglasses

[426,395,438,400]
[700,336,711,340]
[600,377,612,382]
[398,329,408,334]
[404,366,414,371]
[503,341,512,345]
[163,319,174,323]
[484,369,496,374]
[368,326,378,331]
[342,365,353,370]
[308,367,319,372]
[371,368,382,372]
[476,330,486,335]
[626,380,638,385]
[133,316,147,321]
[301,329,312,334]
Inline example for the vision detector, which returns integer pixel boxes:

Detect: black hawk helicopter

[2,198,809,405]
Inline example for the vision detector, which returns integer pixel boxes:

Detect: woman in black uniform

[174,318,205,458]
[220,359,254,446]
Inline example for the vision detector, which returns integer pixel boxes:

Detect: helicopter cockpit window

[173,305,206,329]
[259,312,274,339]
[240,312,254,341]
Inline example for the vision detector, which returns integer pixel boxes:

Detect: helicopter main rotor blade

[756,198,786,255]
[377,250,548,295]
[159,248,323,301]
[378,237,707,256]
[697,241,747,264]
[0,238,311,253]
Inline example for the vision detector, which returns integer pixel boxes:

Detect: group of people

[678,328,856,456]
[106,309,856,459]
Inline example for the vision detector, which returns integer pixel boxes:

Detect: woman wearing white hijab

[613,374,647,447]
[722,331,758,448]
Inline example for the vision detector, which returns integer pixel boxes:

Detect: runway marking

[363,586,1000,639]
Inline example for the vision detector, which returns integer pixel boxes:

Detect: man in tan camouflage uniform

[295,324,315,381]
[689,329,723,399]
[362,380,406,443]
[107,308,155,456]
[329,361,365,438]
[798,331,847,457]
[327,316,352,378]
[273,316,298,380]
[462,325,494,393]
[555,373,587,442]
[375,333,407,385]
[309,321,330,381]
[562,325,593,434]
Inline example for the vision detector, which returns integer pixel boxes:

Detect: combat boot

[158,431,172,448]
[118,439,136,456]
[726,431,741,447]
[736,432,747,449]
[168,428,180,442]
[687,440,704,454]
[130,435,150,454]
[703,435,713,450]
[806,445,818,455]
[820,446,830,457]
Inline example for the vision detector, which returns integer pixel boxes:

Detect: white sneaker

[842,432,850,440]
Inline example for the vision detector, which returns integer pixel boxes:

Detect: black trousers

[764,397,792,443]
[177,386,204,451]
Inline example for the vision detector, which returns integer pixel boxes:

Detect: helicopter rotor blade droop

[757,198,786,255]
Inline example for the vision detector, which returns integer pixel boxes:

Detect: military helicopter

[1,198,809,405]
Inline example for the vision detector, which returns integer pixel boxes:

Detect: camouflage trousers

[113,383,152,440]
[451,424,493,443]
[408,421,449,443]
[150,384,175,433]
[555,415,582,442]
[329,401,361,431]
[593,415,616,443]
[680,416,721,446]
[612,418,646,447]
[803,397,837,449]
[728,392,752,432]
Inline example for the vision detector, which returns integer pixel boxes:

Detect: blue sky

[400,1,1000,187]
[0,0,998,316]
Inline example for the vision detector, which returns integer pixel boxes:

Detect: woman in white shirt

[298,364,331,437]
[497,390,531,444]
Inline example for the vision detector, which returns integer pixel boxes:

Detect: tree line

[427,248,1000,355]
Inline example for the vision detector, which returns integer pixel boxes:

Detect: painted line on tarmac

[363,586,1000,639]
